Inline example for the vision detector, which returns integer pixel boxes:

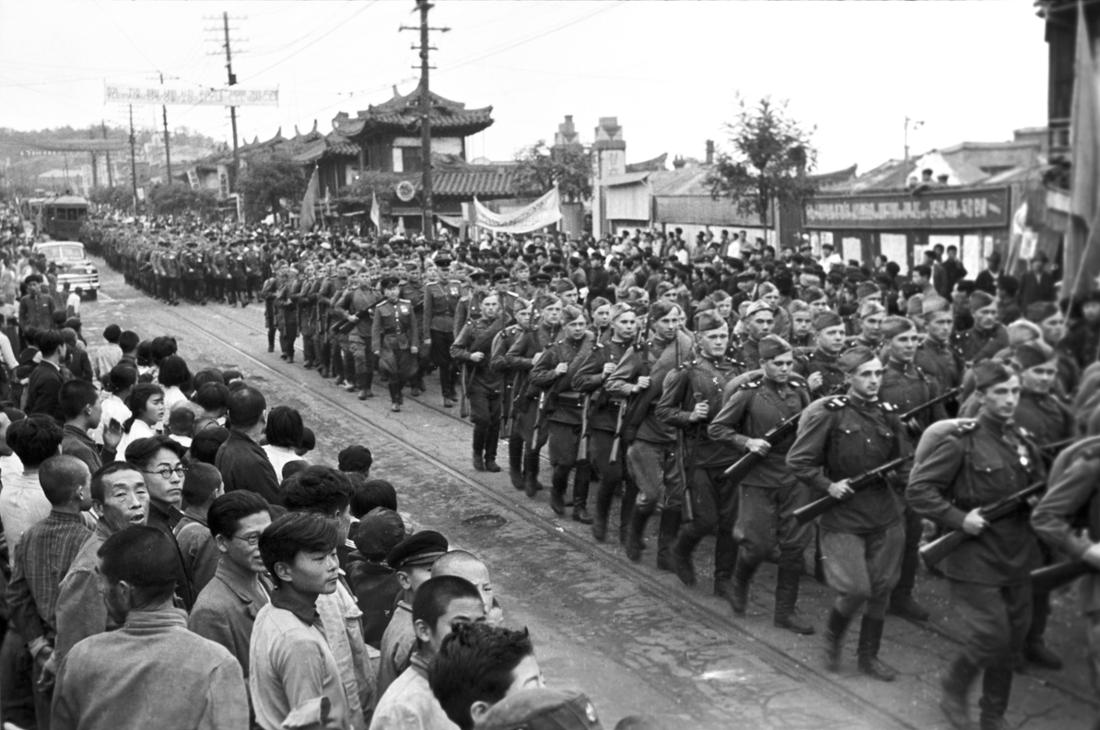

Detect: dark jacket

[215,429,282,506]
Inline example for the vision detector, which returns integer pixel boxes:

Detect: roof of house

[334,85,493,138]
[431,165,519,197]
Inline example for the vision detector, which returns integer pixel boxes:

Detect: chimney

[705,140,715,165]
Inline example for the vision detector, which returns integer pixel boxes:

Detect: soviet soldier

[423,253,463,408]
[451,293,506,472]
[796,311,848,398]
[372,276,420,412]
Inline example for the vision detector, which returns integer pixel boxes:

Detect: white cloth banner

[473,187,561,233]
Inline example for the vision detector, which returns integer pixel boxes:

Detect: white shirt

[66,291,80,317]
[262,445,304,482]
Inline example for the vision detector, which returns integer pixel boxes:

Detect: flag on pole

[299,167,319,233]
[1066,0,1100,297]
[370,191,381,231]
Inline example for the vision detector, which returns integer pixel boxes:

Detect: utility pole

[89,126,98,189]
[129,105,139,213]
[402,0,448,239]
[223,11,240,188]
[160,73,172,183]
[103,121,114,187]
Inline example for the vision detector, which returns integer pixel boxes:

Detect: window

[401,147,422,173]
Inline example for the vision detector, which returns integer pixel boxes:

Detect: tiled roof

[292,133,359,164]
[430,166,518,197]
[334,86,493,138]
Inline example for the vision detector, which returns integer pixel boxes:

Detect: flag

[370,191,381,231]
[1066,0,1100,297]
[299,167,319,233]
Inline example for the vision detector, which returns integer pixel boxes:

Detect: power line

[245,2,378,80]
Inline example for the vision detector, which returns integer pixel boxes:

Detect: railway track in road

[170,304,927,729]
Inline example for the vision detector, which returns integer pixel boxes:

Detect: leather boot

[670,529,701,587]
[728,557,757,615]
[940,654,980,730]
[655,509,681,572]
[856,616,896,681]
[1024,591,1062,670]
[591,479,615,542]
[472,452,486,471]
[523,452,541,498]
[774,567,815,635]
[550,465,569,516]
[508,437,525,491]
[571,463,592,524]
[625,503,654,562]
[619,480,638,546]
[977,668,1012,730]
[823,608,853,672]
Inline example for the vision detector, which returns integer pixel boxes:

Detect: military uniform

[504,320,561,495]
[796,348,846,397]
[956,323,1008,365]
[530,331,597,520]
[657,352,744,590]
[423,277,463,405]
[451,313,506,471]
[707,371,811,622]
[275,274,299,361]
[372,297,420,409]
[491,321,535,489]
[729,335,762,371]
[907,413,1043,728]
[915,336,965,400]
[335,285,381,398]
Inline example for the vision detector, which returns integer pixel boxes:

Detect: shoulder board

[740,379,763,390]
[789,377,806,388]
[1015,425,1032,440]
[879,401,897,412]
[955,419,978,434]
[824,396,849,410]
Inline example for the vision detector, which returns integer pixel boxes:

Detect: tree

[88,186,134,211]
[237,153,308,222]
[147,183,218,218]
[513,140,591,202]
[707,96,817,227]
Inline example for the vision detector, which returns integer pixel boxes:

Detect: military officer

[451,293,507,472]
[423,254,463,407]
[372,275,420,411]
[787,346,911,682]
[907,361,1044,730]
[335,270,380,400]
[707,334,813,631]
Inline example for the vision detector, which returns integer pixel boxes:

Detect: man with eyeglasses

[190,491,273,682]
[125,436,197,610]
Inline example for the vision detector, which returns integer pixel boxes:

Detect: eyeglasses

[232,533,262,547]
[142,464,188,480]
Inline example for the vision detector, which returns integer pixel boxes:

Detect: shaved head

[432,550,494,616]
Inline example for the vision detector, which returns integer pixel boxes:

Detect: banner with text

[473,187,561,233]
[105,83,279,107]
[805,187,1009,230]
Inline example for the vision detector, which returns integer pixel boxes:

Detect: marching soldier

[605,300,693,569]
[907,361,1044,730]
[529,304,596,521]
[423,254,463,408]
[209,242,230,305]
[915,298,965,400]
[228,241,248,307]
[260,266,279,354]
[451,293,507,472]
[372,275,420,411]
[334,270,380,400]
[707,334,812,631]
[796,311,848,398]
[957,291,1008,365]
[877,315,944,623]
[656,311,744,602]
[504,294,564,497]
[454,269,491,337]
[275,267,299,363]
[298,265,321,369]
[573,303,639,543]
[787,346,911,682]
[161,242,181,306]
[180,241,204,304]
[491,297,535,490]
[845,299,886,350]
[729,300,774,370]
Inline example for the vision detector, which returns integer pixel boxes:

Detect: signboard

[105,83,279,107]
[395,181,417,202]
[804,187,1009,230]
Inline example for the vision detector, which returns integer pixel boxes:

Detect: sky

[0,0,1049,175]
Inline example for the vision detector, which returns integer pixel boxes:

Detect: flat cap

[837,345,878,374]
[758,334,792,360]
[880,316,917,341]
[812,311,845,331]
[479,688,602,730]
[352,508,406,561]
[385,530,448,570]
[973,360,1013,390]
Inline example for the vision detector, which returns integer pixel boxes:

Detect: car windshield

[37,244,85,262]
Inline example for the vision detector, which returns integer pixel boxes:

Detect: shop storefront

[803,185,1011,276]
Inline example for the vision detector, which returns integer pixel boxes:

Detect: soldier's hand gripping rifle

[334,306,375,335]
[791,457,908,524]
[721,412,801,482]
[919,481,1046,567]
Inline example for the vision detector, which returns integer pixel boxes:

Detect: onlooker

[346,508,406,648]
[431,550,502,626]
[124,436,196,610]
[157,355,192,413]
[474,688,602,730]
[59,379,120,473]
[24,329,67,422]
[51,526,249,730]
[338,444,373,478]
[370,576,486,730]
[191,381,229,432]
[250,512,351,730]
[166,405,195,449]
[173,462,224,594]
[89,324,123,383]
[0,414,64,556]
[189,425,229,465]
[115,383,164,458]
[54,463,149,665]
[189,491,272,680]
[215,386,281,505]
[429,623,544,730]
[377,530,449,698]
[6,455,92,728]
[262,405,306,478]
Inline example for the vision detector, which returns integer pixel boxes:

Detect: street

[81,259,1098,730]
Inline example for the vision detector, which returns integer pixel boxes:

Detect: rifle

[919,480,1046,567]
[577,394,591,462]
[531,391,549,449]
[608,399,627,462]
[1030,560,1095,593]
[791,456,908,524]
[459,365,470,418]
[334,306,374,335]
[501,370,519,433]
[721,412,801,481]
[898,385,963,427]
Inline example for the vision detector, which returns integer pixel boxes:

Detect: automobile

[32,240,100,300]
